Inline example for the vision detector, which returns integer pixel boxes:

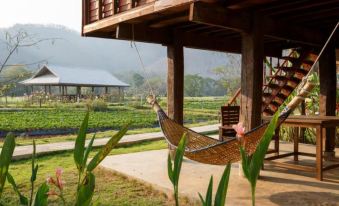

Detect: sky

[0,0,81,31]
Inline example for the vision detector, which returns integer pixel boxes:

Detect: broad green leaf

[249,112,278,183]
[83,133,96,169]
[240,147,250,180]
[214,163,231,206]
[198,193,205,205]
[74,112,89,172]
[173,134,187,186]
[87,124,129,172]
[7,173,28,205]
[31,140,38,183]
[205,176,213,206]
[167,154,174,184]
[33,183,49,206]
[75,172,95,206]
[0,133,15,198]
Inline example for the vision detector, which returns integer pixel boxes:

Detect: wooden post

[76,86,81,103]
[167,35,184,125]
[240,13,264,130]
[319,43,336,159]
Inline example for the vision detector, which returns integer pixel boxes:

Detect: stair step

[281,56,314,66]
[263,108,275,116]
[279,67,309,75]
[274,95,285,104]
[267,83,281,90]
[263,92,272,98]
[283,85,295,92]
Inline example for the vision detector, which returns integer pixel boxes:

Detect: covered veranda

[21,65,129,102]
[82,0,339,181]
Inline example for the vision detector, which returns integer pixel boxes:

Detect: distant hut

[20,65,129,102]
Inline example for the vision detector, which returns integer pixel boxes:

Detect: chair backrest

[220,105,240,126]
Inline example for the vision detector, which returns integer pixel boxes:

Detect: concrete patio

[100,141,339,206]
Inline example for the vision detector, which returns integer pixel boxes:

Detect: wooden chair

[219,105,240,141]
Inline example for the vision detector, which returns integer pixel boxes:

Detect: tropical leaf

[0,133,15,198]
[31,140,38,183]
[249,112,278,184]
[240,111,279,206]
[214,163,231,206]
[172,134,187,187]
[87,124,129,172]
[83,133,96,170]
[75,172,95,206]
[33,183,49,206]
[167,154,174,184]
[204,176,213,206]
[74,112,89,172]
[7,173,28,205]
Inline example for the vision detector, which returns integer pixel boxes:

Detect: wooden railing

[82,0,156,25]
[227,88,241,106]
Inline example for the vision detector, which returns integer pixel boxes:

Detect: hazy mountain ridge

[0,24,234,78]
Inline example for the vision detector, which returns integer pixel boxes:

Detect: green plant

[73,112,129,205]
[0,133,15,199]
[167,134,187,206]
[240,112,279,206]
[198,163,231,206]
[7,140,50,206]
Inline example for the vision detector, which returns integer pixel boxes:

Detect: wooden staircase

[225,48,317,116]
[262,49,317,116]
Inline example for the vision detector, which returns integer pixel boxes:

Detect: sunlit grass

[1,140,195,205]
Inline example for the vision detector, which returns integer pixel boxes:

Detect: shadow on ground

[269,191,339,206]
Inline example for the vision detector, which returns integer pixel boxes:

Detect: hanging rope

[297,21,339,93]
[130,24,156,97]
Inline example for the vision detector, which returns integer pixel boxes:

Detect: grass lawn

[1,140,196,205]
[0,120,218,148]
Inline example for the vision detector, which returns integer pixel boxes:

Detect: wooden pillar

[76,86,81,103]
[44,85,47,93]
[319,43,336,159]
[240,14,264,130]
[167,35,184,125]
[48,85,51,94]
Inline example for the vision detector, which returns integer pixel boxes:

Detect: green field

[1,140,196,205]
[0,97,226,132]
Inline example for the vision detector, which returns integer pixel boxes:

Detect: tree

[132,73,145,88]
[0,29,58,74]
[184,74,205,97]
[211,54,241,95]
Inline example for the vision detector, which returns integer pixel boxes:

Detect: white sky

[0,0,81,31]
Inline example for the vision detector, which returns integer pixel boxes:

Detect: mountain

[0,24,239,78]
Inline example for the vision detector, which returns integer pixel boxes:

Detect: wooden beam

[116,23,170,44]
[240,14,264,130]
[189,2,325,46]
[262,17,324,46]
[189,2,250,32]
[319,42,337,159]
[167,33,184,125]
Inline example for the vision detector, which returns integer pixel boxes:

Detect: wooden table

[263,115,339,181]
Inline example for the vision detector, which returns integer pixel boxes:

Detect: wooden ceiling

[83,0,339,55]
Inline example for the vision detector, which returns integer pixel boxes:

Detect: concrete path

[9,124,219,160]
[100,143,339,206]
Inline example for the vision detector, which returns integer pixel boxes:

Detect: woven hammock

[147,80,315,165]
